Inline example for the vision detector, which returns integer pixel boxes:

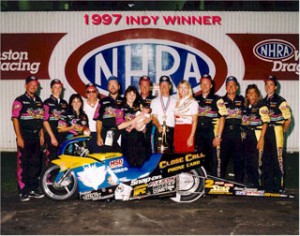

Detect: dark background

[1,0,299,12]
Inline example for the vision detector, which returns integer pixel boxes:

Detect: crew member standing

[138,75,156,153]
[43,79,68,164]
[220,76,244,182]
[12,76,45,201]
[242,84,269,188]
[83,83,100,153]
[174,80,198,153]
[139,75,155,108]
[194,74,227,176]
[262,75,291,192]
[150,76,176,153]
[95,76,124,152]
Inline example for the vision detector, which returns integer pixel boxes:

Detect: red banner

[0,33,66,80]
[227,34,299,81]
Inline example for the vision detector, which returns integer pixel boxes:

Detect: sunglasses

[86,90,97,94]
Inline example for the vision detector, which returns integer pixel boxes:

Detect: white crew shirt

[83,100,99,132]
[150,95,176,127]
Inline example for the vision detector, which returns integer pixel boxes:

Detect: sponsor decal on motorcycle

[77,164,107,190]
[130,175,162,186]
[208,185,232,195]
[112,167,129,173]
[109,158,124,168]
[82,191,115,201]
[159,153,205,174]
[152,177,176,194]
[133,184,148,197]
[148,176,176,187]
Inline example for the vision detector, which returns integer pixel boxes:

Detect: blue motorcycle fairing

[103,153,162,181]
[67,153,162,193]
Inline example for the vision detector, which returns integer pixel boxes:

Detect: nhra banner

[0,11,298,98]
[0,11,299,151]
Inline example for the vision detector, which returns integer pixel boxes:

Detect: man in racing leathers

[11,76,45,201]
[43,79,68,164]
[262,75,291,192]
[220,76,244,182]
[95,76,124,152]
[194,74,228,176]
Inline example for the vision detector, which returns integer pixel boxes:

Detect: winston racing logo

[65,28,227,97]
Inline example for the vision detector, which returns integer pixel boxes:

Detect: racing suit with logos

[262,94,291,192]
[94,95,124,152]
[220,94,244,182]
[194,92,228,176]
[11,93,44,194]
[43,95,68,163]
[241,101,270,188]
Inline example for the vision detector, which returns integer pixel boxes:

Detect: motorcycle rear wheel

[41,164,78,201]
[170,167,206,203]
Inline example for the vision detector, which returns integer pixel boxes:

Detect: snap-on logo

[253,39,295,62]
[65,28,227,97]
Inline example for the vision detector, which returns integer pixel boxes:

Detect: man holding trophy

[150,76,176,153]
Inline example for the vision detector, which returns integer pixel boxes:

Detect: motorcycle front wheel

[41,164,78,201]
[170,167,206,203]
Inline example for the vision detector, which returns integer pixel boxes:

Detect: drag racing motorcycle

[41,136,294,202]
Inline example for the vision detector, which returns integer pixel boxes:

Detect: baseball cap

[50,79,63,87]
[25,76,39,84]
[139,76,151,84]
[107,75,119,84]
[159,75,171,84]
[225,76,238,85]
[199,74,213,84]
[264,75,278,86]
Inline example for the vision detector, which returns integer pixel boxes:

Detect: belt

[197,122,213,128]
[224,124,240,131]
[23,129,40,134]
[244,126,262,131]
[269,123,283,127]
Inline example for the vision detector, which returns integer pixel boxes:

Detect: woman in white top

[174,80,199,153]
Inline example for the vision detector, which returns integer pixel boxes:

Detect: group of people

[11,73,291,201]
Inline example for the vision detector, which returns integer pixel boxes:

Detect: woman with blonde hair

[173,80,199,153]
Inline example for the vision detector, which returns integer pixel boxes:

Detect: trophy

[156,119,170,153]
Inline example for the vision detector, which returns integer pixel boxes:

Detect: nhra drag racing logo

[65,28,227,97]
[253,39,299,75]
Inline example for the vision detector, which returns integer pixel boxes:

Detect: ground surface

[1,152,299,235]
[1,190,299,235]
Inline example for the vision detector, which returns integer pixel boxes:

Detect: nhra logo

[65,28,227,97]
[253,39,296,62]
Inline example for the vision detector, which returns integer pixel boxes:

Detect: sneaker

[29,190,44,199]
[19,193,30,202]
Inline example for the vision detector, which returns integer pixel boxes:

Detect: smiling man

[95,76,123,152]
[220,76,244,182]
[11,76,45,201]
[194,74,228,177]
[43,79,68,164]
[262,75,292,193]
